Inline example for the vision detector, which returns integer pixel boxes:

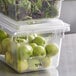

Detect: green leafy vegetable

[20,0,31,11]
[7,0,15,4]
[0,0,59,20]
[44,6,58,18]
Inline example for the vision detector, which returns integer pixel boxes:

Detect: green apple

[33,33,38,37]
[28,35,35,43]
[0,30,8,42]
[33,46,46,56]
[15,38,28,43]
[2,38,11,54]
[41,57,51,68]
[5,51,13,64]
[30,43,37,49]
[28,59,40,71]
[17,60,28,72]
[28,34,37,43]
[33,36,46,46]
[17,44,33,59]
[45,43,59,57]
[18,36,27,40]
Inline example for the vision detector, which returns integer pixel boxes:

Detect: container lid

[0,13,70,36]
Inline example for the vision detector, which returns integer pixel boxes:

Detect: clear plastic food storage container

[0,0,63,21]
[0,19,70,73]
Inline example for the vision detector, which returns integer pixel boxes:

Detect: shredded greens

[0,0,59,20]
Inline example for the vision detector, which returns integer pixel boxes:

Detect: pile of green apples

[0,30,59,73]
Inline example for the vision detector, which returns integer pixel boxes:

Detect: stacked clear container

[0,19,70,73]
[0,0,70,74]
[0,0,63,21]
